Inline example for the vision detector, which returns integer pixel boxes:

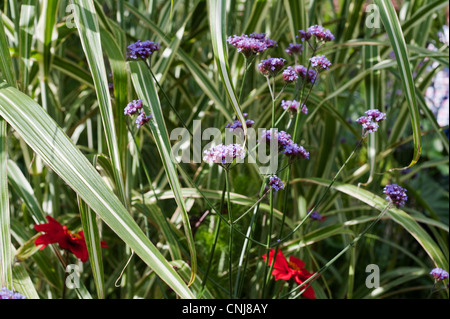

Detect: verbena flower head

[283,143,310,160]
[226,113,255,131]
[356,108,386,134]
[124,99,143,116]
[383,184,408,208]
[259,57,286,76]
[294,65,318,84]
[227,33,276,58]
[1,287,27,299]
[249,32,278,48]
[34,216,108,263]
[281,100,308,114]
[282,66,299,83]
[262,249,316,299]
[285,43,303,56]
[136,111,152,128]
[307,25,335,42]
[268,175,285,191]
[127,40,161,60]
[430,268,449,281]
[203,144,246,165]
[310,55,332,70]
[297,30,312,42]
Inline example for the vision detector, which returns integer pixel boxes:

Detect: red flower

[34,216,107,263]
[263,248,316,299]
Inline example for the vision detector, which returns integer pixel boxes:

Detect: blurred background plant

[0,0,448,299]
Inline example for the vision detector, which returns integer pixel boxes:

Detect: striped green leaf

[375,0,422,169]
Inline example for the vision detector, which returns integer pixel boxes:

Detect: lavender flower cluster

[227,33,277,58]
[260,129,309,160]
[268,175,285,191]
[430,268,449,281]
[124,99,152,128]
[298,25,335,43]
[226,113,255,131]
[281,100,308,115]
[203,143,246,165]
[126,40,161,60]
[1,287,26,299]
[383,184,408,208]
[259,58,286,77]
[356,109,387,134]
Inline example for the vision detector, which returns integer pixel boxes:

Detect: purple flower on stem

[297,30,312,42]
[227,33,276,58]
[259,58,286,76]
[226,114,255,131]
[127,40,161,60]
[285,43,303,56]
[307,25,335,42]
[430,268,449,281]
[294,65,318,84]
[124,99,143,116]
[268,175,285,191]
[1,287,26,299]
[281,100,308,114]
[282,66,299,83]
[356,108,386,134]
[203,144,246,165]
[282,143,310,160]
[383,184,408,208]
[310,55,332,70]
[136,111,152,128]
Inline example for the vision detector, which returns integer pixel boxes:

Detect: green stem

[225,169,234,298]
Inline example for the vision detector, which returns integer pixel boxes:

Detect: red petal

[293,276,316,299]
[263,249,293,281]
[289,256,305,269]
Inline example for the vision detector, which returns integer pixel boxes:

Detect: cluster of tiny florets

[203,144,246,165]
[260,129,309,160]
[227,33,277,57]
[356,108,387,134]
[282,66,299,83]
[281,100,308,114]
[1,287,26,299]
[268,175,285,191]
[307,25,335,42]
[285,43,303,56]
[259,58,286,76]
[126,40,161,60]
[294,65,318,84]
[124,99,152,128]
[310,55,332,70]
[226,114,255,131]
[430,268,449,281]
[383,184,408,208]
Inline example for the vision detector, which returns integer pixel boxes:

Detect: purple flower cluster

[307,25,335,42]
[310,55,332,70]
[356,109,386,134]
[383,184,408,208]
[260,129,309,160]
[124,99,152,128]
[281,100,308,114]
[285,43,303,56]
[259,57,286,76]
[203,144,246,165]
[126,40,161,60]
[294,65,318,84]
[227,33,277,58]
[430,268,449,281]
[1,287,26,299]
[124,99,143,116]
[282,66,298,83]
[226,114,255,131]
[268,175,285,191]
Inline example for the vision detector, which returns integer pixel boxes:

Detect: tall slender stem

[225,169,234,298]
